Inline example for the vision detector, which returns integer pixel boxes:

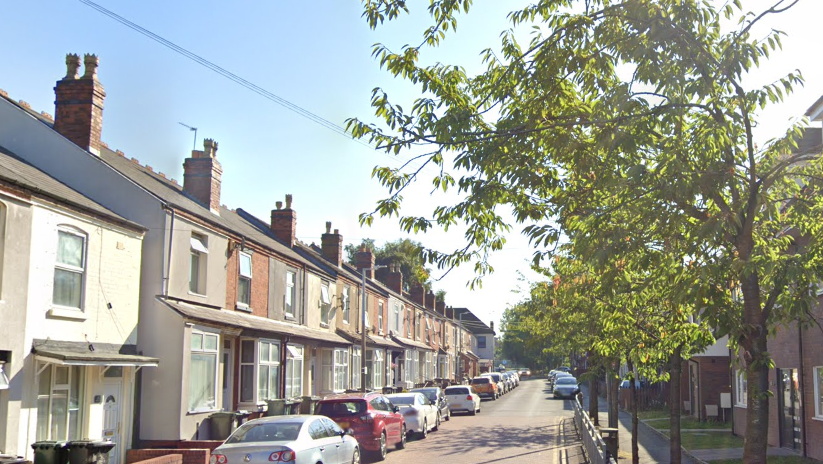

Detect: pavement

[580,386,801,463]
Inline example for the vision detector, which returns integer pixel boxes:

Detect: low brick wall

[176,441,223,452]
[127,449,209,464]
[124,453,182,464]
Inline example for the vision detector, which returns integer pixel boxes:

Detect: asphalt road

[370,377,587,464]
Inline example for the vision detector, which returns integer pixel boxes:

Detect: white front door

[101,380,123,464]
[222,339,234,409]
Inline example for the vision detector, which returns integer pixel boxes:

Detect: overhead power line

[77,0,370,147]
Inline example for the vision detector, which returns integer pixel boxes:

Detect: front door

[779,368,801,449]
[101,380,123,464]
[221,339,233,409]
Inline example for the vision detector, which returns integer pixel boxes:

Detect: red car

[317,392,406,461]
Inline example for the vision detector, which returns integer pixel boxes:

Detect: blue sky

[2,0,822,333]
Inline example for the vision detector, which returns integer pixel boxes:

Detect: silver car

[210,415,360,464]
[553,376,580,399]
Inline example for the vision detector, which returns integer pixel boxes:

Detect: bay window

[239,339,280,405]
[36,365,83,441]
[285,344,304,398]
[189,330,219,411]
[334,349,349,392]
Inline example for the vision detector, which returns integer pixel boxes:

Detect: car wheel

[420,419,428,438]
[445,409,450,421]
[470,407,477,416]
[352,447,361,464]
[396,424,407,450]
[433,413,440,431]
[375,431,387,461]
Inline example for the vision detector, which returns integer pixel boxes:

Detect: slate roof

[452,308,495,335]
[0,145,143,232]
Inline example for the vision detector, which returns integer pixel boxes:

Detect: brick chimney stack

[425,291,435,310]
[321,222,343,267]
[384,263,403,294]
[410,284,425,306]
[182,139,222,214]
[271,194,297,247]
[490,321,495,333]
[54,53,106,155]
[355,245,376,279]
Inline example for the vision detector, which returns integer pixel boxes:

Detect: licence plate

[339,421,350,429]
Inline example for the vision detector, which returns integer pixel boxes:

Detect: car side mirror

[394,406,400,413]
[346,428,355,436]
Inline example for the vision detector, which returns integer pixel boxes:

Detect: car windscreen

[412,389,437,401]
[226,421,301,443]
[470,377,489,384]
[489,374,501,381]
[388,396,415,405]
[556,378,577,385]
[316,401,365,417]
[445,387,470,395]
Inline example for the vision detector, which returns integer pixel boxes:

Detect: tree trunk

[670,346,683,464]
[740,269,769,464]
[589,371,600,426]
[628,359,639,464]
[608,362,619,429]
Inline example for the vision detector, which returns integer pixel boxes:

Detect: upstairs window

[237,252,252,309]
[320,282,332,326]
[477,336,486,349]
[393,304,401,333]
[342,286,351,324]
[53,229,86,309]
[377,301,384,334]
[285,270,296,318]
[189,233,208,295]
[406,309,412,337]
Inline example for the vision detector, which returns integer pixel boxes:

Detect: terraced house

[0,54,492,456]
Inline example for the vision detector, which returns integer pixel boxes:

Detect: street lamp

[361,265,387,392]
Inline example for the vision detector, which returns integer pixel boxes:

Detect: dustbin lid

[209,411,237,418]
[31,441,67,449]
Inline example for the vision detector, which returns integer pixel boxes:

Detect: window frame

[351,347,362,390]
[342,285,351,324]
[333,348,349,392]
[239,338,281,406]
[815,366,823,419]
[188,329,220,413]
[377,300,384,334]
[477,336,487,349]
[285,344,304,398]
[285,269,297,319]
[320,282,332,327]
[53,228,87,310]
[189,233,208,295]
[36,364,84,441]
[735,369,747,408]
[237,251,253,310]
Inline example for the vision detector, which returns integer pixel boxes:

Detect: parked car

[519,369,531,378]
[210,415,359,464]
[469,376,499,400]
[549,371,574,389]
[386,392,439,438]
[317,392,406,461]
[553,376,581,399]
[444,385,481,415]
[507,371,520,387]
[411,387,450,422]
[482,372,507,394]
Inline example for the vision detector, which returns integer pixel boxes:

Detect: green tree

[346,238,433,292]
[352,2,823,461]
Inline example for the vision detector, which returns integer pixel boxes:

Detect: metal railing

[573,397,617,464]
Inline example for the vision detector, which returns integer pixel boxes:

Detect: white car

[386,392,439,438]
[211,415,360,464]
[444,385,481,415]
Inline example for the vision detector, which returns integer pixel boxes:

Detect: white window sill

[188,291,208,298]
[47,307,87,321]
[343,320,349,325]
[235,304,252,312]
[734,404,747,409]
[812,416,823,422]
[187,408,220,415]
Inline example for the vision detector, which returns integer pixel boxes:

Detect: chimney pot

[276,201,283,210]
[64,54,81,80]
[321,224,343,267]
[334,229,339,234]
[325,221,332,233]
[286,194,293,209]
[82,54,99,80]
